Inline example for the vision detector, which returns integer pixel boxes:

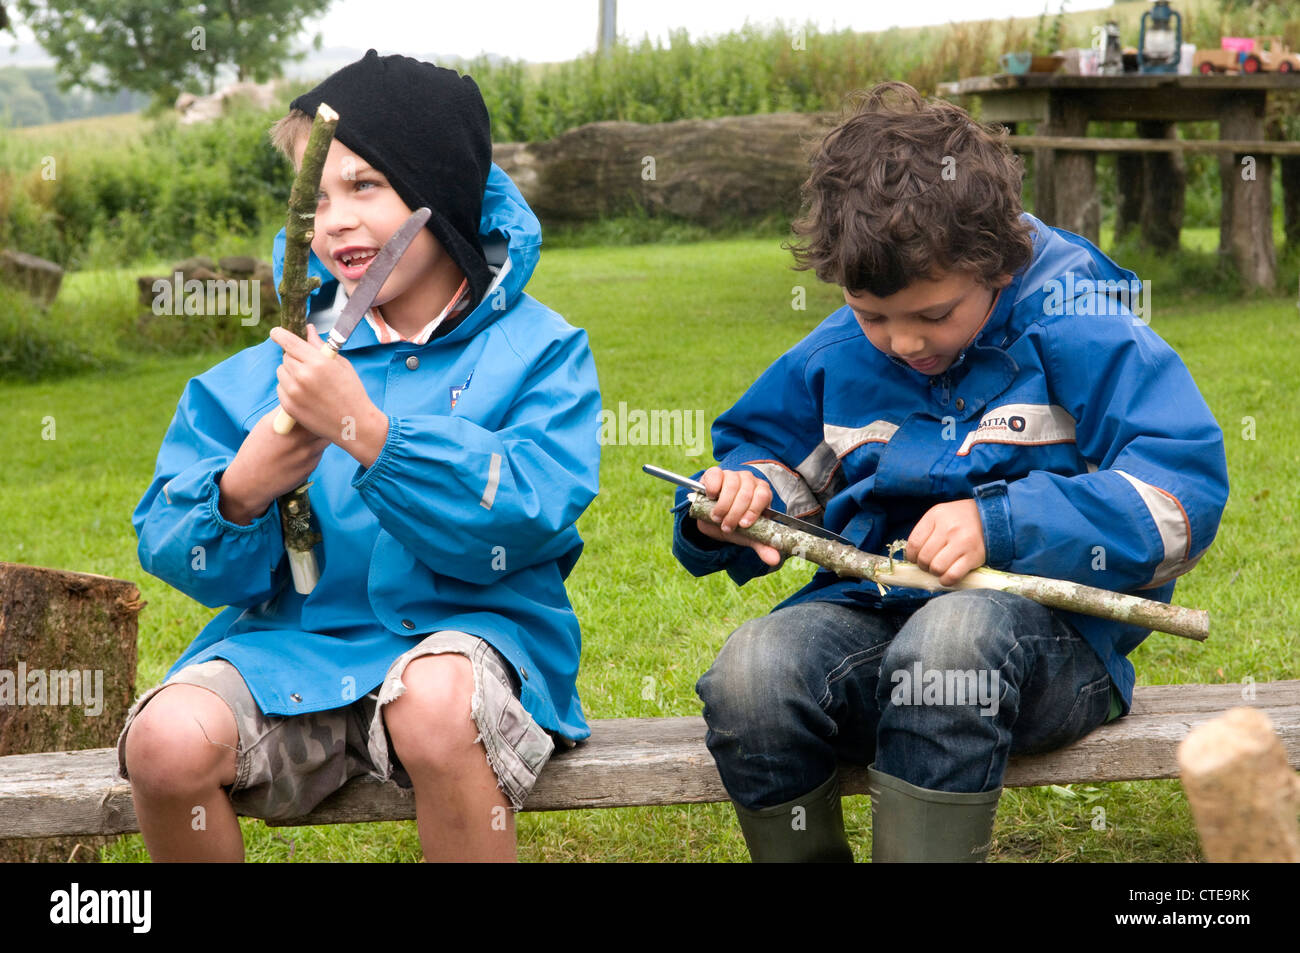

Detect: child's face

[293,137,449,313]
[843,269,1011,375]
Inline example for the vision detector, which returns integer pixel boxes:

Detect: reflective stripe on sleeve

[746,461,821,519]
[1114,469,1200,587]
[794,420,898,504]
[480,453,502,510]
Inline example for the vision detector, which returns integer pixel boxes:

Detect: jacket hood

[271,162,542,346]
[884,213,1143,379]
[975,213,1142,352]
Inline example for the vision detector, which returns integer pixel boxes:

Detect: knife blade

[642,463,853,546]
[273,206,432,435]
[322,205,433,352]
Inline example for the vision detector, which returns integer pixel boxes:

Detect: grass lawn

[1,235,1296,862]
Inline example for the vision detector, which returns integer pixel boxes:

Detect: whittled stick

[273,102,338,592]
[278,101,337,336]
[687,494,1209,641]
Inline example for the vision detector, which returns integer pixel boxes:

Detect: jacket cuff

[208,469,280,535]
[351,414,402,491]
[973,479,1014,569]
[671,490,736,576]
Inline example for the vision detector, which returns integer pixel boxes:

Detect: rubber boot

[732,772,854,862]
[867,763,1001,863]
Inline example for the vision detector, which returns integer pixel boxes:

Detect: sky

[3,0,1116,67]
[301,0,1114,62]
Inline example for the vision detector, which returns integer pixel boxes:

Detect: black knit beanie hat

[291,49,493,307]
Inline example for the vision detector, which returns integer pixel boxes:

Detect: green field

[1,234,1296,862]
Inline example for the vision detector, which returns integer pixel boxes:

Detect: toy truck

[1195,36,1300,74]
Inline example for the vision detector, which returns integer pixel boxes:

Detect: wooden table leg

[1115,150,1144,245]
[1136,120,1185,253]
[1037,96,1098,243]
[1220,98,1277,290]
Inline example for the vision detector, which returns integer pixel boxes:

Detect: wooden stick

[1177,707,1300,862]
[278,101,337,335]
[687,494,1209,641]
[274,102,338,593]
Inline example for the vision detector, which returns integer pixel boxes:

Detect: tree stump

[0,563,143,862]
[1177,706,1300,863]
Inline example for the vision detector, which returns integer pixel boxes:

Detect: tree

[11,0,332,102]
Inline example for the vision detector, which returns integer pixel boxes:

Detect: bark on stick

[1177,707,1300,862]
[275,103,338,585]
[687,494,1209,641]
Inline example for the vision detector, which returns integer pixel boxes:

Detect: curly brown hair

[787,82,1034,298]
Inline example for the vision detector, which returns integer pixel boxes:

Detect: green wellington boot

[732,773,854,862]
[867,764,1002,863]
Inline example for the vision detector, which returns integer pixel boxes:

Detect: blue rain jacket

[673,213,1228,714]
[133,165,602,740]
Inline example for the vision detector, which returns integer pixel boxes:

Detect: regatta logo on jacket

[956,403,1076,456]
[450,370,474,410]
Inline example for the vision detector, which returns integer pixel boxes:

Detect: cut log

[0,563,143,861]
[493,113,832,225]
[1178,706,1300,862]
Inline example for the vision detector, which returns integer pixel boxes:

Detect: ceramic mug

[1000,51,1032,74]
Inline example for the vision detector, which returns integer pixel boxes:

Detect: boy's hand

[269,325,388,465]
[692,466,782,567]
[905,499,987,587]
[218,409,331,524]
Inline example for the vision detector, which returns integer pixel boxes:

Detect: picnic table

[937,74,1300,290]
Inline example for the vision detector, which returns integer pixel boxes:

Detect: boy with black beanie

[119,50,602,862]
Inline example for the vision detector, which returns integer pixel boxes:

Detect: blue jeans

[696,590,1113,809]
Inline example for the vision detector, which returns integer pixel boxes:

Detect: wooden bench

[1,680,1296,839]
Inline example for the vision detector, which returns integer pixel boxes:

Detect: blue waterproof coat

[673,213,1228,714]
[133,165,602,740]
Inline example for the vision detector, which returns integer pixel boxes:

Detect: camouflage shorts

[116,630,557,819]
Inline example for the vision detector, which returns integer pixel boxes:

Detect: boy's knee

[383,654,478,769]
[124,684,238,795]
[698,620,811,724]
[887,591,1020,672]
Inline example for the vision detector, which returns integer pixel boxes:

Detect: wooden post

[0,562,142,861]
[1281,154,1299,249]
[1136,120,1185,253]
[1036,95,1097,243]
[1115,151,1144,244]
[1177,706,1300,863]
[1266,114,1299,250]
[1219,96,1277,290]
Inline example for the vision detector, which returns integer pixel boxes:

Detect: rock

[253,262,279,312]
[138,259,278,312]
[170,255,218,275]
[219,255,258,276]
[0,249,63,307]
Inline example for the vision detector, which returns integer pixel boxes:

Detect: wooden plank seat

[1,680,1296,839]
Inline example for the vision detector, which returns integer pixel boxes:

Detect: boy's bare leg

[123,684,244,862]
[383,654,516,862]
